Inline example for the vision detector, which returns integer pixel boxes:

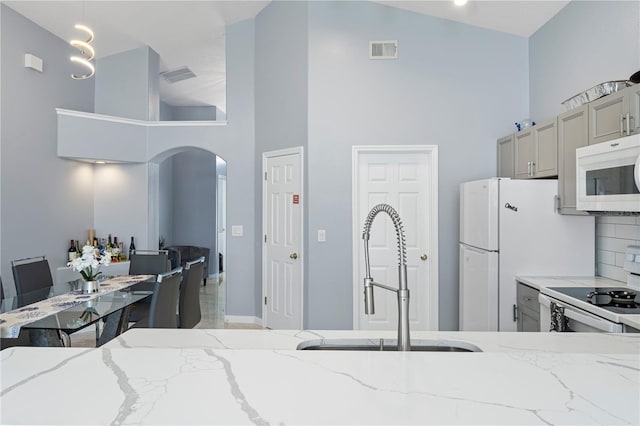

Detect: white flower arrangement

[67,245,111,282]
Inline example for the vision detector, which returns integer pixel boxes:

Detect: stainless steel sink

[296,338,482,352]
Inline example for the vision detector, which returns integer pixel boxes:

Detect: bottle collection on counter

[68,229,135,263]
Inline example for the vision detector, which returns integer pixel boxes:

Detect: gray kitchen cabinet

[516,282,540,332]
[514,128,534,179]
[514,118,558,179]
[557,105,589,215]
[589,85,639,145]
[497,134,515,178]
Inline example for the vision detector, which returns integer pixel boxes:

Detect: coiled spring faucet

[362,203,410,351]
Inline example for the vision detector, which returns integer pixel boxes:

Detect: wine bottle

[129,236,136,259]
[68,240,77,262]
[112,236,120,261]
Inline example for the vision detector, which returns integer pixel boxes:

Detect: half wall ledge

[56,108,227,163]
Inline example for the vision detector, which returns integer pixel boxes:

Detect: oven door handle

[539,294,622,332]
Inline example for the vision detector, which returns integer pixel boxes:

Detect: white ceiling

[3,0,569,112]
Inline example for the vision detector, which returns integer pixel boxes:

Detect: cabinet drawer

[517,282,540,313]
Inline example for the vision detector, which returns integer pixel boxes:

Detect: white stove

[539,246,640,333]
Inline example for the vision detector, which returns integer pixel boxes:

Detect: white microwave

[576,134,640,214]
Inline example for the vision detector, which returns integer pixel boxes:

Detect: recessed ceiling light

[454,0,468,6]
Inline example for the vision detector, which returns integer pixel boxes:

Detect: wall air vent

[369,40,398,59]
[159,66,196,83]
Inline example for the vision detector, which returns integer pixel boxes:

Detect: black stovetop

[548,287,640,315]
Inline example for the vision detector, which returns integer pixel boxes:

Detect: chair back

[11,256,54,295]
[179,257,204,328]
[129,250,170,275]
[147,267,183,328]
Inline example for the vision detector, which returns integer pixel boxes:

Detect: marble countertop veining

[102,328,640,354]
[2,330,639,425]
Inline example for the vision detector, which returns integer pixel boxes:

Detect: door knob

[290,253,298,260]
[420,254,428,261]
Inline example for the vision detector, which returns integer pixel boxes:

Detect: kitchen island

[2,330,639,425]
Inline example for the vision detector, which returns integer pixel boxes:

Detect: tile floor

[70,273,262,347]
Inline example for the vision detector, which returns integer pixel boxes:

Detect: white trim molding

[56,108,227,127]
[262,146,305,330]
[351,145,439,331]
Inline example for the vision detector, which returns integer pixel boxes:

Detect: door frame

[351,145,439,330]
[261,146,305,329]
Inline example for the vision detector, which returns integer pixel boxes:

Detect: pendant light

[70,2,95,79]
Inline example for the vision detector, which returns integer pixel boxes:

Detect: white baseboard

[224,315,263,326]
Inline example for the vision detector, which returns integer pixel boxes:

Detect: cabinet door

[625,84,640,136]
[497,135,515,178]
[514,129,533,179]
[520,307,540,332]
[533,118,557,177]
[558,105,589,215]
[589,90,626,145]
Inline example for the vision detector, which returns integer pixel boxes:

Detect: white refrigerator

[459,178,595,331]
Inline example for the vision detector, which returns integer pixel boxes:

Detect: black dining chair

[129,250,171,275]
[8,258,64,347]
[131,267,183,329]
[11,256,54,296]
[127,250,172,321]
[178,257,205,328]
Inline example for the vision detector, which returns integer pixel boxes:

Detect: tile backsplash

[596,216,640,282]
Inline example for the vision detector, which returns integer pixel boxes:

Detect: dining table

[0,274,154,347]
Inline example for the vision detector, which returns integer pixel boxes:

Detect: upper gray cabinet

[589,84,639,145]
[513,118,558,179]
[557,105,589,215]
[497,135,515,178]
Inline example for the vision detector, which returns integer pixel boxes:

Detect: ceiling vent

[369,40,398,59]
[159,66,196,83]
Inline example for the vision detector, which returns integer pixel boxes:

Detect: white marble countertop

[2,330,639,425]
[516,275,640,330]
[103,328,640,354]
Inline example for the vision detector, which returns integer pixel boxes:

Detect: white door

[353,148,438,331]
[217,174,226,278]
[459,244,499,331]
[263,148,303,329]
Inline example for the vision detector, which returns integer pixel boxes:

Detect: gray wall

[95,46,160,120]
[158,158,174,245]
[172,106,217,121]
[170,150,217,263]
[306,1,529,330]
[1,4,95,295]
[146,18,257,317]
[159,103,218,121]
[529,0,640,121]
[254,0,309,320]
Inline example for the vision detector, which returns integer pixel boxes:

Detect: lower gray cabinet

[516,282,540,332]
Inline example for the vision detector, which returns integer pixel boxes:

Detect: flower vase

[82,280,99,294]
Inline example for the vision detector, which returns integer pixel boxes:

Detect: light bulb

[454,0,468,6]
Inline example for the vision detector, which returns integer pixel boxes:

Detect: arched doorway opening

[152,147,227,328]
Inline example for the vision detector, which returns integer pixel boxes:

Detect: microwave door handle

[620,114,625,135]
[626,113,632,135]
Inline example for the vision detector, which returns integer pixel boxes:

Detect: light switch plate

[317,229,326,242]
[231,225,244,237]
